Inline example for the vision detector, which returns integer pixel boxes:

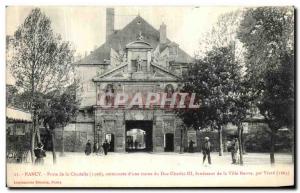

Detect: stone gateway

[73,8,195,152]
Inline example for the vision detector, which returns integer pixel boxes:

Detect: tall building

[74,8,194,152]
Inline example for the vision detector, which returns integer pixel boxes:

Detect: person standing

[93,142,99,155]
[85,140,92,156]
[102,140,109,156]
[231,138,239,164]
[202,137,211,165]
[134,139,138,150]
[188,140,195,153]
[130,138,134,149]
[127,138,130,150]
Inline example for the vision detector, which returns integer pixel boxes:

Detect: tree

[39,83,79,164]
[179,46,245,156]
[179,124,188,153]
[8,8,75,163]
[228,80,250,164]
[197,10,250,161]
[257,51,294,164]
[197,10,245,63]
[6,85,18,106]
[237,7,294,164]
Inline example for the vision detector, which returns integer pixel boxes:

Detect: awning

[6,107,32,122]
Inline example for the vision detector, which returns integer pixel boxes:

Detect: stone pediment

[93,63,180,82]
[126,41,152,49]
[93,64,129,81]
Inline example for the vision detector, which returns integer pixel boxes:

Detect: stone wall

[54,123,94,152]
[76,65,102,107]
[94,109,181,152]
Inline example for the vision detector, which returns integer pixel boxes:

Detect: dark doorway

[125,121,153,152]
[105,133,114,152]
[165,133,174,152]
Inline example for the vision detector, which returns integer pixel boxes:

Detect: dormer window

[169,45,178,56]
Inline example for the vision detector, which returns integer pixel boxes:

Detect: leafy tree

[197,10,250,162]
[179,46,246,156]
[8,8,75,163]
[198,10,245,63]
[39,83,79,164]
[228,80,250,164]
[6,85,18,106]
[237,7,294,164]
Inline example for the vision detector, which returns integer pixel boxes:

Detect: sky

[6,6,240,85]
[6,6,240,57]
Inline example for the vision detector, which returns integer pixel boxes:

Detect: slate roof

[75,16,193,65]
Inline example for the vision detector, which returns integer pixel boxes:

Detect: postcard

[6,6,295,187]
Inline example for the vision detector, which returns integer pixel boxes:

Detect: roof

[75,16,193,65]
[6,107,32,122]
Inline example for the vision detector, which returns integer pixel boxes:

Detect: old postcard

[6,6,295,187]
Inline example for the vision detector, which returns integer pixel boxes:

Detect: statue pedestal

[132,71,146,79]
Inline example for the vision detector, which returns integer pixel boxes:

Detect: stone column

[127,51,132,73]
[147,50,151,72]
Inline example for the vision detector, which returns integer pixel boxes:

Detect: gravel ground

[7,152,294,187]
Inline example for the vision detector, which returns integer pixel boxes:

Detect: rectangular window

[8,126,14,135]
[131,60,137,72]
[15,124,25,135]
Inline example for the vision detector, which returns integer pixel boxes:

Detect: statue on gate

[137,56,143,71]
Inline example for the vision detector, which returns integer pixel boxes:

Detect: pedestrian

[188,140,195,153]
[127,138,130,150]
[231,138,239,164]
[93,142,96,153]
[34,142,46,165]
[93,142,99,155]
[134,139,138,150]
[130,138,134,149]
[202,137,211,165]
[85,140,92,156]
[102,140,109,155]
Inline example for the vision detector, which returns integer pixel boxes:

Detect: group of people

[34,137,240,165]
[33,139,110,165]
[85,140,110,156]
[34,142,46,165]
[202,137,240,165]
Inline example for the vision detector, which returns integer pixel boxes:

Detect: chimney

[159,23,167,44]
[106,8,115,41]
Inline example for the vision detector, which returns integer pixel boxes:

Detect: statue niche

[130,55,147,73]
[126,40,153,74]
[105,84,115,105]
[165,84,174,98]
[136,55,146,72]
